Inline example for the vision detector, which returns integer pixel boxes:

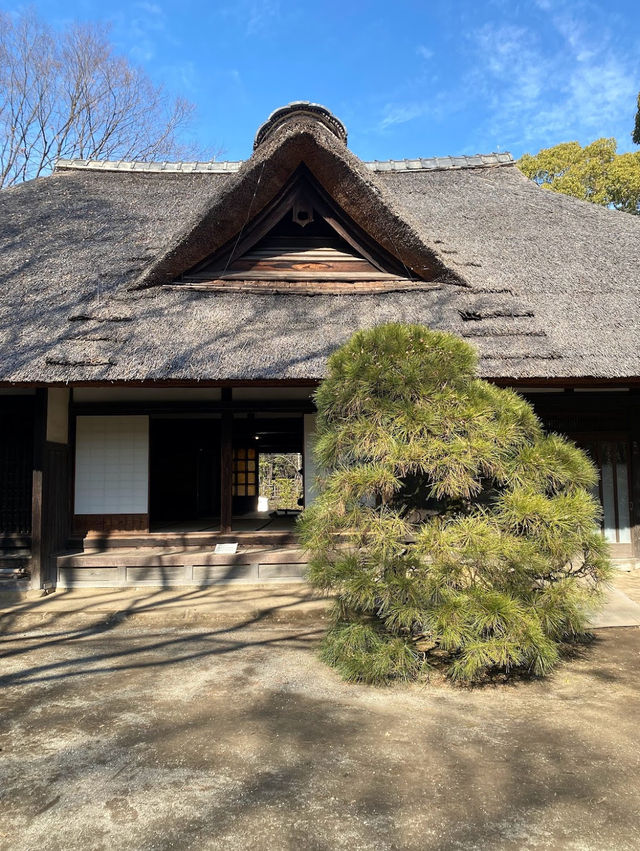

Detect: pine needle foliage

[299,324,612,685]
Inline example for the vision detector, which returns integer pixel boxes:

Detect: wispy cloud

[245,0,281,36]
[216,0,283,38]
[377,89,457,132]
[469,3,639,152]
[123,1,180,64]
[379,103,430,129]
[416,45,434,61]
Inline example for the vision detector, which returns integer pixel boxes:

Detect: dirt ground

[1,612,639,850]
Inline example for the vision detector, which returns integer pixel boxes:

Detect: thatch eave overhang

[2,103,640,386]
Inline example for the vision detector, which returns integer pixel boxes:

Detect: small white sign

[215,542,238,554]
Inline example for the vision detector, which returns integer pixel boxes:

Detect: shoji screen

[74,416,149,514]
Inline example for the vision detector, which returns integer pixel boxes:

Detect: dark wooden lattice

[0,398,34,534]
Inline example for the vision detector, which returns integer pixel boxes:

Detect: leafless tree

[0,10,210,187]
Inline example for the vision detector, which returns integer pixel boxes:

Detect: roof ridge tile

[53,151,514,176]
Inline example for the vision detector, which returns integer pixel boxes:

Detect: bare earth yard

[0,596,639,850]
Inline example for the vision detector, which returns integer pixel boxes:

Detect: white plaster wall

[74,416,149,514]
[46,388,70,444]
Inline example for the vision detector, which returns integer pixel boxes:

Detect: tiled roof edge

[54,152,514,175]
[53,159,245,174]
[366,153,514,171]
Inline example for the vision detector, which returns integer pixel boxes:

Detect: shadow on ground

[1,590,639,851]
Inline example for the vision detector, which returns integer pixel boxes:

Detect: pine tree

[299,324,612,684]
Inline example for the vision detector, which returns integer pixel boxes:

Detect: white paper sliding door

[74,416,149,514]
[581,437,633,556]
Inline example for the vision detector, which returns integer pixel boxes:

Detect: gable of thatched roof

[128,106,467,292]
[180,163,427,290]
[1,102,639,386]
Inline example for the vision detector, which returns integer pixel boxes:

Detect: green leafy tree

[518,138,640,215]
[259,452,303,510]
[633,92,640,146]
[300,324,612,685]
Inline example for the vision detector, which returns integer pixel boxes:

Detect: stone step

[0,576,30,592]
[0,553,30,573]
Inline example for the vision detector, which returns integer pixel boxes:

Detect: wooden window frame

[232,445,258,498]
[571,431,633,555]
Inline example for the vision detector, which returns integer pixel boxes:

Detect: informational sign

[214,542,238,554]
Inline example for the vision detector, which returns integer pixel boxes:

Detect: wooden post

[30,389,47,589]
[220,389,233,534]
[630,391,640,561]
[30,388,72,590]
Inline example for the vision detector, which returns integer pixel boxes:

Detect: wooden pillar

[30,388,71,590]
[220,389,233,534]
[630,391,640,560]
[30,389,47,590]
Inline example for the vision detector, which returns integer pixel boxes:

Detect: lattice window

[232,446,257,497]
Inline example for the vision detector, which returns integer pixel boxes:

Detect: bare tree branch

[0,10,217,188]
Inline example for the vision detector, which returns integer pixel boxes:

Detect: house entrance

[149,418,221,528]
[148,415,304,533]
[229,416,304,531]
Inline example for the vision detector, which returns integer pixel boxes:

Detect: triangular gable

[183,165,412,284]
[130,111,469,292]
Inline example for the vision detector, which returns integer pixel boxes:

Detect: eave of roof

[2,104,639,387]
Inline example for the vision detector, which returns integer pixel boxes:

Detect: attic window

[181,166,418,285]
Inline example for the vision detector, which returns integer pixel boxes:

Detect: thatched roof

[1,102,639,385]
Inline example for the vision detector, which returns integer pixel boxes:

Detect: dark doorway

[149,415,304,533]
[0,396,34,536]
[149,418,220,524]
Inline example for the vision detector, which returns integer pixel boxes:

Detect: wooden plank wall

[72,514,149,536]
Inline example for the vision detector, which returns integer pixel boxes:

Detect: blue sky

[7,0,640,161]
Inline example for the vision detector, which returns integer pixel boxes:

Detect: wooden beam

[630,393,640,559]
[71,400,314,416]
[29,389,72,589]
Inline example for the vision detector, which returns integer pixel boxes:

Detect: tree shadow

[1,623,639,850]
